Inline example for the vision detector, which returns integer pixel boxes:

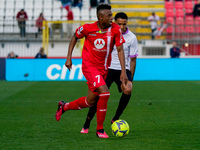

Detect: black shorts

[105,69,132,93]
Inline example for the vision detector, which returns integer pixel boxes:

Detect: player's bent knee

[89,102,96,107]
[87,99,98,107]
[87,91,99,106]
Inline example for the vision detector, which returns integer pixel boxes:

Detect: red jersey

[36,17,46,29]
[75,21,125,70]
[16,11,28,20]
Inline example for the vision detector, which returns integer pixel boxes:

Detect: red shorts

[82,62,108,92]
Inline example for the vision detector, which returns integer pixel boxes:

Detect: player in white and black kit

[80,12,138,133]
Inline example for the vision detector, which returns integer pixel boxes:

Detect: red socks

[96,92,110,130]
[62,92,110,131]
[63,96,90,111]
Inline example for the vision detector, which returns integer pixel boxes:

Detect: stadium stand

[164,0,200,55]
[0,0,164,38]
[110,0,165,40]
[0,0,165,40]
[0,0,199,57]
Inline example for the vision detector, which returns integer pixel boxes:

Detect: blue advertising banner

[5,58,200,81]
[134,58,200,81]
[6,59,86,81]
[0,58,5,80]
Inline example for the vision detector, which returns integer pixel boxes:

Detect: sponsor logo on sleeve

[77,26,83,35]
[79,26,83,32]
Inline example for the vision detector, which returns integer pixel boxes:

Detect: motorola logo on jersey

[94,38,105,49]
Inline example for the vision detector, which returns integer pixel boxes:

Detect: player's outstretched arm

[116,45,128,83]
[65,33,78,71]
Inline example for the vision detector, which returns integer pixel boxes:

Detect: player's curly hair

[115,12,128,21]
[96,3,111,14]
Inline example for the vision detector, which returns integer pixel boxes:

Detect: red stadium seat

[185,16,193,20]
[165,1,173,9]
[175,17,184,25]
[184,1,193,9]
[195,17,200,25]
[166,17,174,25]
[175,1,183,9]
[185,26,195,33]
[166,9,174,17]
[195,26,200,33]
[195,18,200,33]
[195,16,200,21]
[185,8,193,14]
[175,9,184,17]
[175,25,185,33]
[185,16,194,25]
[166,26,174,33]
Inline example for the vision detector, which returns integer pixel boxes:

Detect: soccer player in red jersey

[80,12,138,134]
[55,4,128,138]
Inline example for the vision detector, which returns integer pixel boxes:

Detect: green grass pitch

[0,80,200,150]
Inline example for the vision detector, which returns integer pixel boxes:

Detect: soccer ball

[111,119,129,137]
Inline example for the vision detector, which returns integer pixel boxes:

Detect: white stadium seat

[4,19,14,25]
[52,16,61,21]
[15,9,21,16]
[45,16,52,20]
[6,0,15,2]
[34,9,42,18]
[0,26,4,33]
[26,9,34,19]
[0,1,5,9]
[0,8,5,17]
[81,9,89,21]
[62,9,67,17]
[5,9,14,18]
[43,9,52,19]
[15,1,24,9]
[72,7,80,21]
[15,0,24,2]
[44,1,52,9]
[34,0,43,9]
[25,1,34,9]
[4,26,14,33]
[90,8,97,20]
[53,9,61,18]
[6,1,15,9]
[53,1,61,9]
[13,26,20,33]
